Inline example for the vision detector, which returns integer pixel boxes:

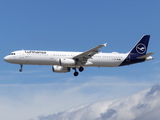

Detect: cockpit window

[9,53,15,55]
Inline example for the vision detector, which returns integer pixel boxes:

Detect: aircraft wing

[73,43,107,65]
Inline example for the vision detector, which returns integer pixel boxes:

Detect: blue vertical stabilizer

[129,35,150,56]
[120,35,150,66]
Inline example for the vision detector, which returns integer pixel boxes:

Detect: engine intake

[52,65,70,73]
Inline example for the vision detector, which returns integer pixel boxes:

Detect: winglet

[103,43,107,46]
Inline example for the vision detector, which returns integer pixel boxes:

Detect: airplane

[4,35,154,76]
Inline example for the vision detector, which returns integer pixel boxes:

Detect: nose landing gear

[19,64,23,72]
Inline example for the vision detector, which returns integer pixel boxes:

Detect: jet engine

[52,65,70,73]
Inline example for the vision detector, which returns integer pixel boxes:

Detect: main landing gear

[19,64,23,72]
[73,67,84,76]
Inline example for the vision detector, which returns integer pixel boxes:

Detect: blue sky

[0,1,160,120]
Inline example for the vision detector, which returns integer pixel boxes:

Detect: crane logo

[136,43,146,54]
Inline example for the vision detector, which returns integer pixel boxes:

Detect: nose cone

[4,56,10,62]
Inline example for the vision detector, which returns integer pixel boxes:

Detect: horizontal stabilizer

[137,52,155,59]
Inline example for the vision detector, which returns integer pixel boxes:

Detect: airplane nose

[4,56,10,62]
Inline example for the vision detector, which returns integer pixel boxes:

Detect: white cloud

[0,75,158,120]
[38,84,160,120]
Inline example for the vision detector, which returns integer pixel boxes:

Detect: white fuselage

[3,35,154,76]
[4,50,128,67]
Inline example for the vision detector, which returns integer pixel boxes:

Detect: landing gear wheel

[79,67,84,72]
[19,64,23,72]
[19,69,23,72]
[74,71,79,76]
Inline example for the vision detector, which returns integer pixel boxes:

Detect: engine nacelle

[56,58,76,66]
[52,65,70,73]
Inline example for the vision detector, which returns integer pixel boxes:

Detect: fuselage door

[20,52,25,59]
[50,53,55,60]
